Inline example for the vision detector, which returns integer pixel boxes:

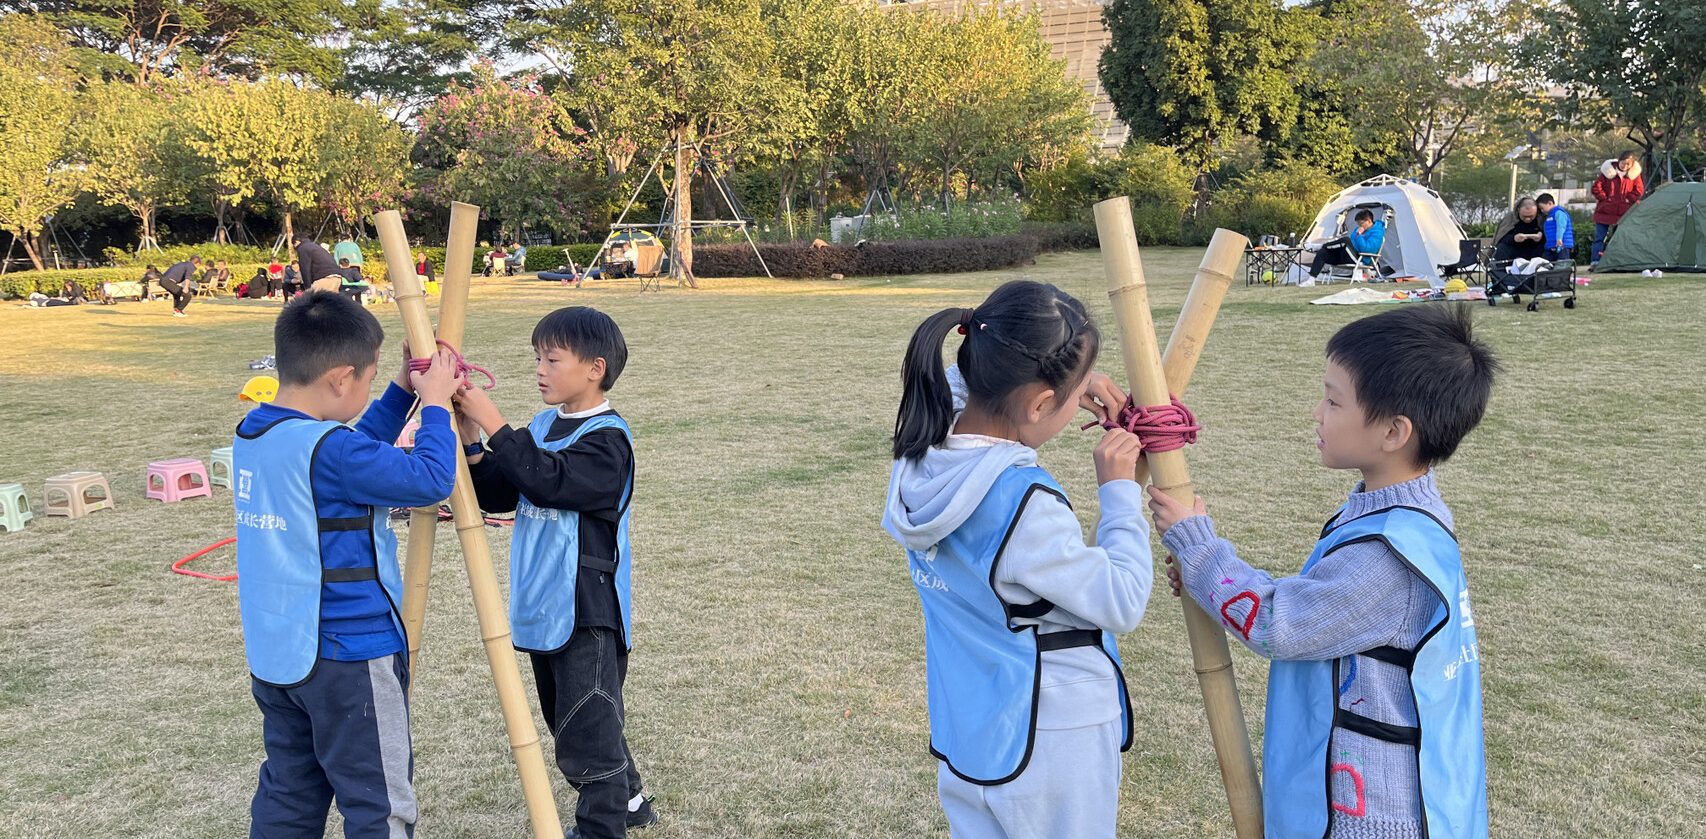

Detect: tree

[894,10,1092,207]
[184,79,336,249]
[77,79,198,251]
[319,96,415,230]
[1313,0,1536,188]
[1537,0,1706,182]
[414,63,585,241]
[337,0,494,114]
[1101,0,1310,174]
[511,0,781,286]
[0,14,86,270]
[8,0,350,84]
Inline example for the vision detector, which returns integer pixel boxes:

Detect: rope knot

[1083,396,1199,453]
[405,339,496,390]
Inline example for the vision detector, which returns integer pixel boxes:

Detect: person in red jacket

[1591,151,1644,268]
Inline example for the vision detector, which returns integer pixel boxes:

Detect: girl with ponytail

[882,280,1156,837]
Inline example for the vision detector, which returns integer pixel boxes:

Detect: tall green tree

[1100,0,1309,174]
[184,79,336,248]
[338,0,494,113]
[1314,0,1536,188]
[895,10,1092,207]
[77,79,199,251]
[0,13,86,269]
[511,0,781,286]
[1537,0,1706,181]
[6,0,350,83]
[319,96,414,228]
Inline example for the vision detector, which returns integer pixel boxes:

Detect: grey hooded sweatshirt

[883,367,1153,730]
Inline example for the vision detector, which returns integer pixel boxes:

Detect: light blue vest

[1265,506,1488,839]
[907,465,1132,785]
[508,409,634,653]
[233,417,402,687]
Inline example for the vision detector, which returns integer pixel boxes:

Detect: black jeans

[1309,239,1356,277]
[532,627,644,839]
[160,281,192,311]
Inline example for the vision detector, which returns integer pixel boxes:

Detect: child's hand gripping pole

[398,201,480,676]
[375,208,565,839]
[1093,198,1263,839]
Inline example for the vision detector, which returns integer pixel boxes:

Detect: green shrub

[691,234,1038,279]
[1023,221,1099,252]
[103,243,275,268]
[0,263,270,299]
[865,198,1023,241]
[1204,162,1342,241]
[1024,143,1195,245]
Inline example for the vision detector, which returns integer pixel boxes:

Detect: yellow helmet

[239,375,279,404]
[1442,278,1469,294]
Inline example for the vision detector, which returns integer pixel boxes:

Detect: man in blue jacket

[1308,209,1389,281]
[1537,193,1575,262]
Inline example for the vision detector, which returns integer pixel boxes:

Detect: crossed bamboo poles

[374,205,564,838]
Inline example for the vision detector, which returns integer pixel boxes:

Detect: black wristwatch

[463,442,485,457]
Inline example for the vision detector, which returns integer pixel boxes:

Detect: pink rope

[406,339,495,390]
[1083,396,1200,453]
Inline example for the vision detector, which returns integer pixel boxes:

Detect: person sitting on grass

[233,291,462,838]
[454,307,660,837]
[1147,305,1499,839]
[1308,209,1390,281]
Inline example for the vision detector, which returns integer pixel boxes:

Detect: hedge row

[691,234,1039,279]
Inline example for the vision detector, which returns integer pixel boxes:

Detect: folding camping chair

[632,244,665,292]
[1438,239,1488,287]
[1325,202,1391,284]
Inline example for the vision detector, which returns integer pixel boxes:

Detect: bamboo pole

[1093,198,1263,838]
[400,202,481,676]
[1133,228,1248,486]
[375,210,564,839]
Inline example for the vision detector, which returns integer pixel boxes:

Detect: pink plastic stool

[146,458,213,502]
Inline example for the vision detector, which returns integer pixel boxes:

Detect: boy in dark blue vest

[455,306,656,839]
[233,291,463,838]
[1148,305,1500,839]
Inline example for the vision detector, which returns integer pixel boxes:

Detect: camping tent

[1596,181,1706,273]
[1304,175,1467,287]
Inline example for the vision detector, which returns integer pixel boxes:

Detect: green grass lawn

[1,251,1701,837]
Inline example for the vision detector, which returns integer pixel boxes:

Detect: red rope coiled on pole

[406,339,495,390]
[1083,396,1200,453]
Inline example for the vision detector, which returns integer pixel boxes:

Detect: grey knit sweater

[1162,472,1452,839]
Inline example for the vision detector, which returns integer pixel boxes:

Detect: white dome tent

[1304,175,1468,287]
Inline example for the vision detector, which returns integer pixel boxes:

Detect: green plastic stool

[0,482,32,533]
[209,446,235,489]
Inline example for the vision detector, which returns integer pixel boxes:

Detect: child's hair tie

[957,307,975,335]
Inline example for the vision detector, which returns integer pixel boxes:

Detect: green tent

[1598,181,1706,273]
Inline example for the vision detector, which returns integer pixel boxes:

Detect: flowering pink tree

[415,63,588,239]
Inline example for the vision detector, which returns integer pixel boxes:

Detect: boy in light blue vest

[454,306,655,839]
[1148,305,1500,839]
[233,291,462,838]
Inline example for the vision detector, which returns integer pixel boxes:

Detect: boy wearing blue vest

[233,291,463,838]
[1537,193,1575,262]
[454,306,655,839]
[1148,305,1500,839]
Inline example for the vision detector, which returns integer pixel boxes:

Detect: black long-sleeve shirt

[468,408,633,636]
[297,239,342,284]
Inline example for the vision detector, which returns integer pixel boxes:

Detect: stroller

[1486,258,1578,311]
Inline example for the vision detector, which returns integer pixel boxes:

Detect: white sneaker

[173,310,186,318]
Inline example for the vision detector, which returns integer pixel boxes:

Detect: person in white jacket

[882,280,1154,839]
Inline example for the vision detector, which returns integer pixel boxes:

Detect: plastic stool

[146,458,212,502]
[0,482,31,532]
[44,471,115,518]
[209,447,235,488]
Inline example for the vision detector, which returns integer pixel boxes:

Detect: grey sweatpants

[936,715,1124,839]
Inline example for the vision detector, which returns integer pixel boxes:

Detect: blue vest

[508,409,634,653]
[233,417,402,686]
[906,466,1132,785]
[1265,506,1488,839]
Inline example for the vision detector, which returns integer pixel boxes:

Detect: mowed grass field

[0,249,1701,838]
